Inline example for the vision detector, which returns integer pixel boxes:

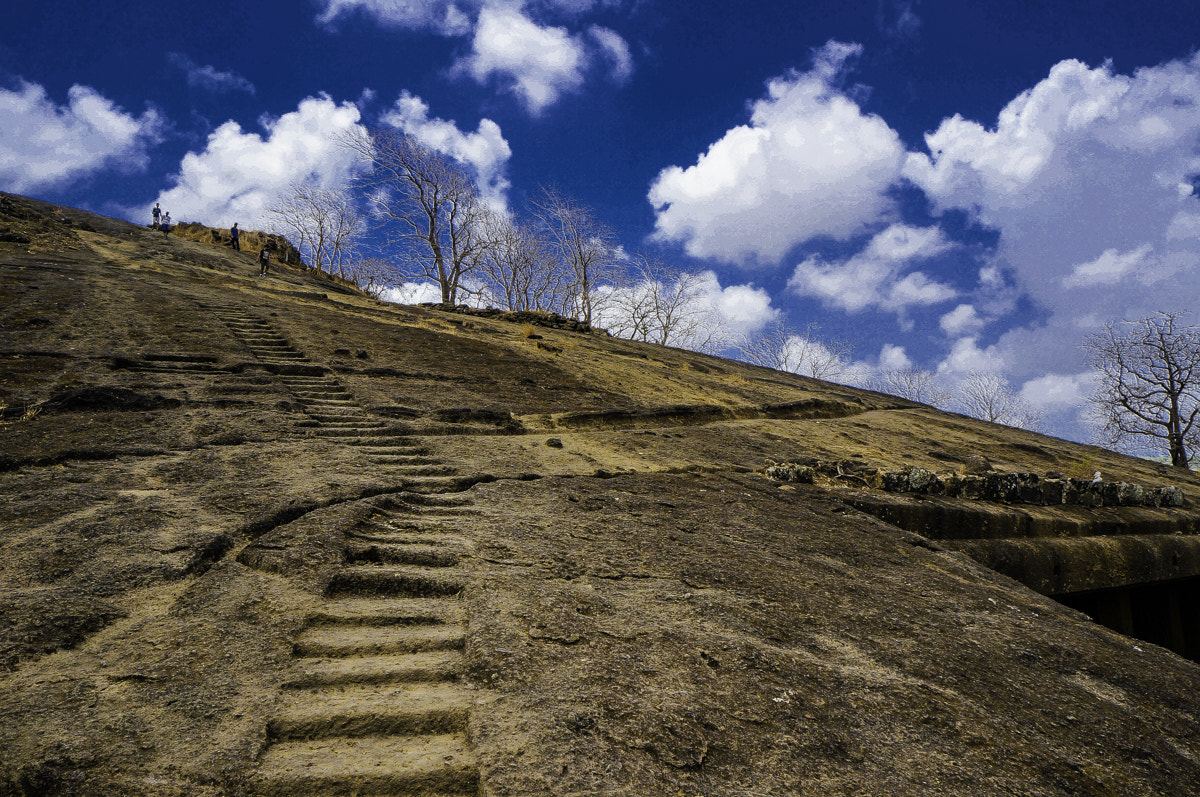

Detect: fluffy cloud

[704,275,778,335]
[878,343,912,371]
[152,95,363,227]
[648,41,906,265]
[1019,372,1096,410]
[788,224,955,314]
[594,270,778,351]
[0,81,163,193]
[940,303,984,336]
[937,336,1007,377]
[318,2,632,112]
[167,53,255,94]
[455,5,590,113]
[383,91,512,208]
[905,55,1200,376]
[381,281,449,305]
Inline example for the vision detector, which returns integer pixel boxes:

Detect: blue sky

[3,0,1200,445]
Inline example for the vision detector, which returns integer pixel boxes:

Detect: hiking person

[257,246,270,276]
[230,222,240,251]
[151,203,161,229]
[160,212,171,236]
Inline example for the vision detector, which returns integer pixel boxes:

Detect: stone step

[345,543,463,568]
[253,733,476,796]
[370,465,459,478]
[298,397,357,405]
[325,566,464,599]
[342,435,414,446]
[305,597,464,626]
[357,445,428,455]
[247,346,302,354]
[266,683,471,740]
[279,375,339,382]
[284,650,465,688]
[360,455,440,465]
[314,426,392,437]
[291,385,351,393]
[317,430,406,440]
[347,522,470,542]
[293,623,466,658]
[241,337,293,346]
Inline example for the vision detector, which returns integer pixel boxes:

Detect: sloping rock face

[3,192,1200,796]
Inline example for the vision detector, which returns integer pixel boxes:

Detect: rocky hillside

[3,191,1200,796]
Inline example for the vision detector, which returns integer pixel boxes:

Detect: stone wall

[764,461,1185,508]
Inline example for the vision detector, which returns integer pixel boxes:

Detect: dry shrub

[1068,454,1100,480]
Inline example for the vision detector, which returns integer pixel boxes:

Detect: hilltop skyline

[3,0,1200,446]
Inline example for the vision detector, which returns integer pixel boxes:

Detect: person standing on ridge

[230,222,240,251]
[257,245,270,276]
[161,212,171,236]
[151,203,161,229]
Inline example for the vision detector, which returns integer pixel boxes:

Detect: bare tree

[603,258,727,353]
[873,367,951,407]
[477,211,567,312]
[343,256,396,299]
[956,370,1043,431]
[738,320,857,381]
[532,186,619,326]
[340,127,488,305]
[266,182,362,277]
[1084,311,1200,468]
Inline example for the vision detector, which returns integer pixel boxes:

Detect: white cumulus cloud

[318,1,633,112]
[594,270,778,352]
[937,336,1007,377]
[788,224,955,314]
[455,5,589,114]
[648,41,906,265]
[878,343,912,371]
[383,91,512,208]
[0,80,164,193]
[906,55,1200,377]
[1019,372,1095,410]
[152,95,363,228]
[940,303,984,336]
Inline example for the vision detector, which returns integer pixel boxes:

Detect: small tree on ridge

[1084,311,1200,468]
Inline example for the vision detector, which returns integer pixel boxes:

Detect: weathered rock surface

[3,192,1200,796]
